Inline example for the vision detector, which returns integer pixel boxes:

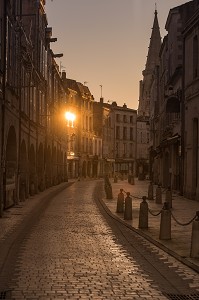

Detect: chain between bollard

[147,201,197,225]
[123,190,143,200]
[148,208,162,216]
[170,210,197,226]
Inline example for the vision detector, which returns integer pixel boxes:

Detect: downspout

[180,36,185,196]
[0,0,7,217]
[16,0,23,204]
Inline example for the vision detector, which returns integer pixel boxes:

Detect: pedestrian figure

[124,192,132,220]
[165,186,172,208]
[156,184,162,204]
[114,175,118,183]
[116,189,124,213]
[148,181,153,200]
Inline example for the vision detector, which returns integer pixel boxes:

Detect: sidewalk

[101,177,199,273]
[0,181,74,242]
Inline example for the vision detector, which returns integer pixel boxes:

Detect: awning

[67,156,79,160]
[160,134,180,147]
[105,158,115,162]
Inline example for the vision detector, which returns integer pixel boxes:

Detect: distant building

[138,9,161,180]
[111,102,137,177]
[63,75,102,178]
[93,99,137,177]
[93,98,112,177]
[183,0,199,199]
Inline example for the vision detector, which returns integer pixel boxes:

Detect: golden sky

[46,0,188,110]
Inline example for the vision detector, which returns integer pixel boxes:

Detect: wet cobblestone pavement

[1,180,199,299]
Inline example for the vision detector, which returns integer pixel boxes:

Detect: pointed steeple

[138,8,161,117]
[144,8,161,75]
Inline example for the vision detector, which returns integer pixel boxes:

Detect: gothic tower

[138,9,161,117]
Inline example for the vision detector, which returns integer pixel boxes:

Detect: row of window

[81,137,102,155]
[116,114,135,123]
[68,97,93,111]
[83,100,93,111]
[137,131,150,144]
[116,126,135,140]
[115,142,135,158]
[82,115,93,131]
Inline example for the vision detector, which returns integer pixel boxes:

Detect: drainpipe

[180,36,185,196]
[16,0,23,205]
[0,0,7,217]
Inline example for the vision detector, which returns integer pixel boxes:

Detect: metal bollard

[159,202,171,240]
[131,175,135,185]
[190,211,199,258]
[106,184,113,199]
[124,192,132,220]
[20,183,26,202]
[139,196,148,229]
[116,189,124,213]
[156,184,162,204]
[165,187,172,208]
[148,181,153,200]
[30,182,35,196]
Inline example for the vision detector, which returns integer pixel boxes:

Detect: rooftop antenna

[100,84,103,98]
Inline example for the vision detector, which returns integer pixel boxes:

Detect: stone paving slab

[0,182,74,242]
[102,178,199,272]
[1,179,199,299]
[7,180,171,299]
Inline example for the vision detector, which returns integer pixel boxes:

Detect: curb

[98,195,199,274]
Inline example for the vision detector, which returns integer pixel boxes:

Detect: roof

[145,9,161,72]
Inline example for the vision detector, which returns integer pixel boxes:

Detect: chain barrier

[123,190,143,200]
[122,187,197,226]
[170,210,196,226]
[148,208,162,216]
[148,204,196,225]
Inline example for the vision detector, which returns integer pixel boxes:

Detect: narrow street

[0,180,199,300]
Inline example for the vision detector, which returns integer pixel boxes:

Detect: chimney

[62,71,66,80]
[100,97,104,104]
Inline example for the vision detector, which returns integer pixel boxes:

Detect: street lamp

[64,111,77,179]
[64,111,76,127]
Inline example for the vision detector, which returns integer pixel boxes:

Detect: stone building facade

[94,99,137,178]
[138,9,161,181]
[183,2,199,199]
[63,76,102,179]
[111,102,137,177]
[144,0,199,200]
[0,0,90,215]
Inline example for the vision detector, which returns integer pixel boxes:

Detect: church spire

[138,8,161,117]
[144,8,161,74]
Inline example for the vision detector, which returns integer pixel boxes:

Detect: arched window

[193,35,198,79]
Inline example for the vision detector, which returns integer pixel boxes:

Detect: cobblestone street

[0,180,199,299]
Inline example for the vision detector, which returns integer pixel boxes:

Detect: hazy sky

[45,0,188,110]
